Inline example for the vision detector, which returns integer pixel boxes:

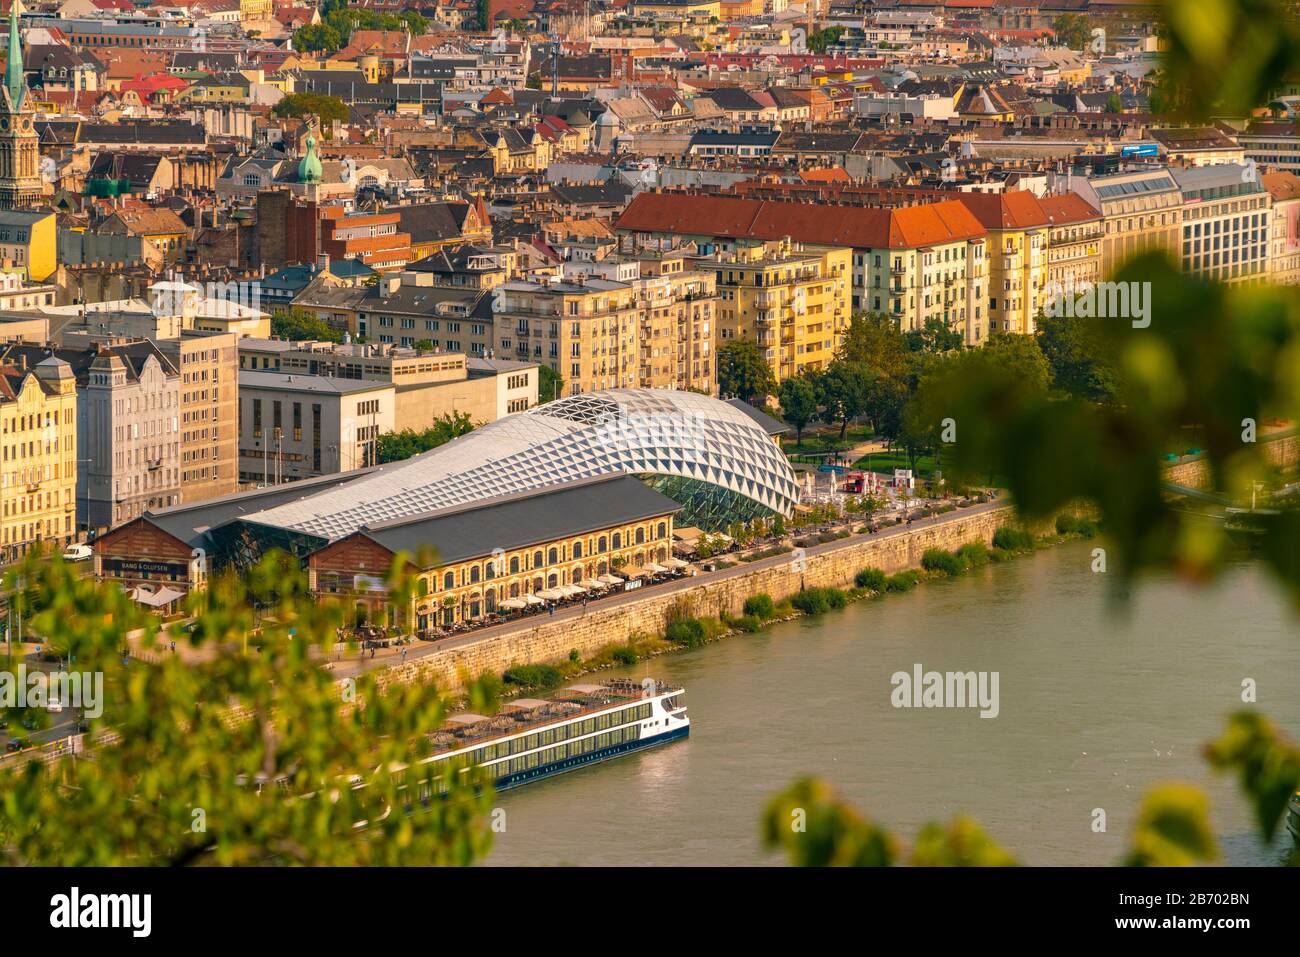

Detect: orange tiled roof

[615,192,987,249]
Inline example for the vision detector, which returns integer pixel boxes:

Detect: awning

[674,526,704,541]
[560,583,587,596]
[523,595,545,606]
[499,598,527,611]
[644,563,667,574]
[621,565,648,578]
[131,586,184,608]
[535,588,564,601]
[664,557,691,570]
[598,573,624,585]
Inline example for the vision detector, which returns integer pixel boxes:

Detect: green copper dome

[298,135,322,184]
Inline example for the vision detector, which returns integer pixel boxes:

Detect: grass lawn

[852,449,939,477]
[781,423,876,454]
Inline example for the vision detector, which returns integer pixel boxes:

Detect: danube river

[486,542,1300,866]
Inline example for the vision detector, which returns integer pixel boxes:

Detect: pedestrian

[370,647,376,659]
[401,647,407,663]
[170,640,176,653]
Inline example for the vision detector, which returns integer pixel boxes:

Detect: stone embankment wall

[373,503,1026,697]
[1164,430,1298,489]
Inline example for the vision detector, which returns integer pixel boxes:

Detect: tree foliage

[271,93,349,133]
[376,412,477,464]
[717,339,777,407]
[294,5,427,55]
[777,375,819,445]
[270,308,346,343]
[0,550,496,865]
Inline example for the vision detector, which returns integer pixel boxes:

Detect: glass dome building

[210,389,797,564]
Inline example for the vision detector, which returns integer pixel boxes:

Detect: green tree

[1104,92,1125,113]
[292,23,343,53]
[839,311,909,380]
[806,26,845,55]
[904,316,964,354]
[271,93,349,134]
[270,308,346,343]
[818,360,875,442]
[1035,310,1120,403]
[375,412,476,463]
[0,550,497,865]
[717,339,777,407]
[778,374,820,446]
[1052,13,1092,51]
[537,364,563,403]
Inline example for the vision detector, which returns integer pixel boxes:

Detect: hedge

[743,593,777,619]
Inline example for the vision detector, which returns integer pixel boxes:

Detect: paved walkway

[328,497,1008,682]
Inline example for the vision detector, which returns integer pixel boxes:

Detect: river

[485,541,1300,866]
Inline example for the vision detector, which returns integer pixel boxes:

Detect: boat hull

[495,725,689,792]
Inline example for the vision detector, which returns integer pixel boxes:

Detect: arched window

[635,527,645,544]
[509,555,520,574]
[573,540,583,559]
[573,566,584,582]
[598,536,607,553]
[612,532,622,549]
[547,573,558,588]
[547,546,558,565]
[469,565,480,584]
[443,570,454,590]
[657,522,667,539]
[417,577,429,597]
[533,550,544,568]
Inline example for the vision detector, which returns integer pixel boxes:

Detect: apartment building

[0,356,78,562]
[705,239,851,384]
[81,345,181,532]
[163,331,239,504]
[1039,194,1105,294]
[237,371,395,482]
[1070,168,1183,277]
[493,276,643,395]
[952,192,1051,335]
[615,193,988,346]
[294,273,492,356]
[320,207,412,273]
[560,251,719,394]
[1237,120,1300,176]
[850,205,988,346]
[1263,171,1300,285]
[237,339,538,428]
[1172,163,1271,285]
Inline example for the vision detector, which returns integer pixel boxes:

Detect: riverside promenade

[336,498,1020,694]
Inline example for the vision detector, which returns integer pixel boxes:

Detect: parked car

[47,697,63,713]
[62,544,93,562]
[6,738,26,752]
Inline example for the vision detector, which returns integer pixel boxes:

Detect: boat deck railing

[428,681,682,755]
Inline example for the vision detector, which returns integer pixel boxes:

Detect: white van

[62,544,93,562]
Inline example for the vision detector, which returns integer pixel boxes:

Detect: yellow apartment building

[0,356,78,562]
[706,239,851,385]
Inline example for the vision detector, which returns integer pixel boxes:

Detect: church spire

[5,1,23,113]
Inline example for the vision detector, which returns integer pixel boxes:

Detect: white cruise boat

[418,678,689,792]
